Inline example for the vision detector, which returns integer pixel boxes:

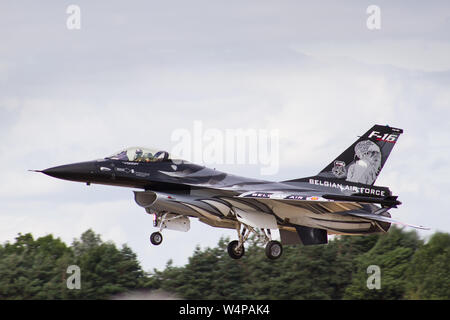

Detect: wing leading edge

[237,190,400,206]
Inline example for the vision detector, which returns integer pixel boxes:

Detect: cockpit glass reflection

[106,147,170,162]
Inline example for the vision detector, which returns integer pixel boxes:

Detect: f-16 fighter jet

[35,125,427,260]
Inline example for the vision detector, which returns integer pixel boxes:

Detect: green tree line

[0,227,448,299]
[0,229,145,299]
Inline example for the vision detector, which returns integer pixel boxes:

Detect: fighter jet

[35,125,427,260]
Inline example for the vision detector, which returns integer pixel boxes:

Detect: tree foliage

[0,227,448,299]
[0,230,145,299]
[145,227,449,300]
[404,232,450,299]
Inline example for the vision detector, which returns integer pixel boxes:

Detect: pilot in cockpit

[133,149,145,162]
[144,152,154,162]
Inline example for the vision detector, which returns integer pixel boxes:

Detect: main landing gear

[227,222,283,260]
[227,240,245,259]
[265,240,283,260]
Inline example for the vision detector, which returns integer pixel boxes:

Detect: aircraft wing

[237,190,333,202]
[237,190,401,206]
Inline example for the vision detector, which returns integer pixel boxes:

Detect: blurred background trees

[0,229,145,299]
[0,227,448,299]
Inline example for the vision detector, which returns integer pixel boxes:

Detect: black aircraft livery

[34,124,427,260]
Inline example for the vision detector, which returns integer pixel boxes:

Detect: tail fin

[316,125,403,185]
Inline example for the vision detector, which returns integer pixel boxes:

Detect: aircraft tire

[265,240,283,260]
[150,232,163,246]
[227,240,245,259]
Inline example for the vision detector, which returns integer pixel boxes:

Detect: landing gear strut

[227,222,283,260]
[149,211,167,246]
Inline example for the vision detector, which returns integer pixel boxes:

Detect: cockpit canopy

[106,147,170,163]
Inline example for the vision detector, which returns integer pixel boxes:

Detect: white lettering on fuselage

[122,162,139,166]
[309,179,386,197]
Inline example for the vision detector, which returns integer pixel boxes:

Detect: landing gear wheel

[150,232,163,246]
[265,240,283,260]
[227,240,245,259]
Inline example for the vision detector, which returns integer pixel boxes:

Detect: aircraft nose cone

[42,161,96,182]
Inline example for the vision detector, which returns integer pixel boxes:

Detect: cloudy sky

[1,1,449,271]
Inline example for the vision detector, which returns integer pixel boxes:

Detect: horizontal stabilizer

[341,210,429,230]
[322,194,401,207]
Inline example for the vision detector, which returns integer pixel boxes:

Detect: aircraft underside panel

[234,208,278,229]
[133,190,392,236]
[156,213,190,232]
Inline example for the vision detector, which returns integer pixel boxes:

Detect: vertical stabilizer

[316,125,403,185]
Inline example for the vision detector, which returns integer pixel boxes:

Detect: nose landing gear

[150,231,163,246]
[148,211,190,246]
[149,211,166,246]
